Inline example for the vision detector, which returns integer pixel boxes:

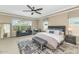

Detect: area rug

[18,40,79,54]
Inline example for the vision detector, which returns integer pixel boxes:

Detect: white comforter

[33,32,64,49]
[42,33,64,43]
[42,32,64,43]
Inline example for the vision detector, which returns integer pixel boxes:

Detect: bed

[32,26,66,49]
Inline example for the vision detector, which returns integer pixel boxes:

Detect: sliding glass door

[12,19,32,36]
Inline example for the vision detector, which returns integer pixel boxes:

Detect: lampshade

[68,27,72,31]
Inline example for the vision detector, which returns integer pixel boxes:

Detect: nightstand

[65,35,76,45]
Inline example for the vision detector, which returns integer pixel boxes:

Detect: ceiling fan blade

[35,11,41,14]
[27,5,33,10]
[32,7,35,10]
[31,12,34,15]
[23,10,31,12]
[36,8,43,11]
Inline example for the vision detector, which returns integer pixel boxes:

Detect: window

[11,17,32,36]
[12,18,32,31]
[69,17,79,26]
[69,17,79,36]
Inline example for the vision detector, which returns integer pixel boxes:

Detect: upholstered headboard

[48,26,66,35]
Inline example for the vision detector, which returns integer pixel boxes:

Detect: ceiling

[0,5,78,18]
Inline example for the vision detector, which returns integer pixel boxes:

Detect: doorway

[0,24,11,39]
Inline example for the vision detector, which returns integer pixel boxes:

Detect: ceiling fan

[23,5,43,15]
